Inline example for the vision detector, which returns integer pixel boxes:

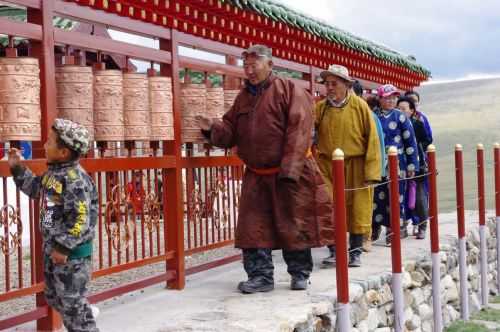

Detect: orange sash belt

[247,166,281,175]
[246,148,313,176]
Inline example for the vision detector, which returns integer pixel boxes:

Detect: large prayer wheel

[93,70,124,141]
[181,83,206,143]
[0,57,41,141]
[149,76,173,140]
[206,87,224,119]
[123,73,150,141]
[223,89,239,113]
[55,65,94,140]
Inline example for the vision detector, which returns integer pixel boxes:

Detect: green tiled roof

[0,6,76,46]
[223,0,431,77]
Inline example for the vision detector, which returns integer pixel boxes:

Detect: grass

[418,79,500,213]
[445,321,490,332]
[471,308,500,323]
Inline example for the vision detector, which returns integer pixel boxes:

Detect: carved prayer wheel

[55,65,94,140]
[206,87,224,119]
[93,70,124,141]
[149,76,173,140]
[123,73,150,141]
[223,89,240,113]
[181,83,206,143]
[0,57,41,141]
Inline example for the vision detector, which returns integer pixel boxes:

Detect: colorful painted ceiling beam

[64,0,430,89]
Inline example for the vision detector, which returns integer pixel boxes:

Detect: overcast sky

[111,0,500,83]
[285,0,500,82]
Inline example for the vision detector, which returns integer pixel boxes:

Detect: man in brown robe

[196,45,334,294]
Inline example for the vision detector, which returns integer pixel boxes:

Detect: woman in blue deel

[372,84,419,245]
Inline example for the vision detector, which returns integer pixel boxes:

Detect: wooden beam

[179,55,244,78]
[53,28,172,64]
[0,17,42,40]
[3,0,41,9]
[53,0,171,40]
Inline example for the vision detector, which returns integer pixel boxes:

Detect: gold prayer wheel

[123,73,150,141]
[149,76,173,140]
[0,57,41,141]
[223,89,239,113]
[55,65,94,140]
[206,87,224,119]
[93,70,124,141]
[181,83,206,143]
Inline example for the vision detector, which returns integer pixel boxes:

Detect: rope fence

[332,143,500,332]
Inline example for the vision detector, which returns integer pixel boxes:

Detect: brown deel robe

[208,74,334,250]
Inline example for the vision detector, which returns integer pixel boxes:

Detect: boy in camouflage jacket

[8,118,99,332]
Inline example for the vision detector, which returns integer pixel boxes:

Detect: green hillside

[417,78,500,212]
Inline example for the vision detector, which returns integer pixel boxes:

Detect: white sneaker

[90,305,100,319]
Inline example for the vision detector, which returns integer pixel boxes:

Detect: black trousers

[242,248,313,283]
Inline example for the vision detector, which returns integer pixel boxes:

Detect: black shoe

[290,278,309,290]
[372,225,382,242]
[416,227,426,239]
[322,247,336,266]
[400,226,409,239]
[386,228,392,246]
[237,278,274,294]
[416,222,427,239]
[348,251,362,267]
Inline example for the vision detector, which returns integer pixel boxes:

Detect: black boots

[323,236,363,268]
[290,277,309,290]
[322,245,336,266]
[416,221,427,239]
[348,234,363,268]
[238,277,275,294]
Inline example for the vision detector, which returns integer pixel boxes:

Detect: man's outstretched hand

[195,115,214,131]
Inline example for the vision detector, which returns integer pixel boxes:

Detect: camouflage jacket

[11,160,98,257]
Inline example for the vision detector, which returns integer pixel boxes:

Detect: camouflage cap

[52,118,90,155]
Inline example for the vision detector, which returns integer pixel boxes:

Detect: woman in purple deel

[398,95,433,239]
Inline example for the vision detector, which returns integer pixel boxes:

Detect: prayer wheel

[149,76,173,140]
[123,73,150,141]
[181,83,206,143]
[0,57,41,141]
[223,89,239,113]
[206,87,224,119]
[93,70,124,141]
[55,65,94,140]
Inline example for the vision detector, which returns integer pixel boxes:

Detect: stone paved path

[7,211,486,332]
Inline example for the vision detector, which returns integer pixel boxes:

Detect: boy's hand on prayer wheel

[195,115,214,131]
[7,148,21,168]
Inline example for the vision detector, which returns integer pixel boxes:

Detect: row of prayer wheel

[181,83,239,142]
[56,66,174,142]
[57,67,239,143]
[0,57,239,143]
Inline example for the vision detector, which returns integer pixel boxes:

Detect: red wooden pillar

[332,149,350,331]
[27,1,62,330]
[477,143,488,307]
[455,144,469,320]
[428,145,443,331]
[494,143,500,295]
[160,31,185,289]
[225,55,239,90]
[388,146,404,332]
